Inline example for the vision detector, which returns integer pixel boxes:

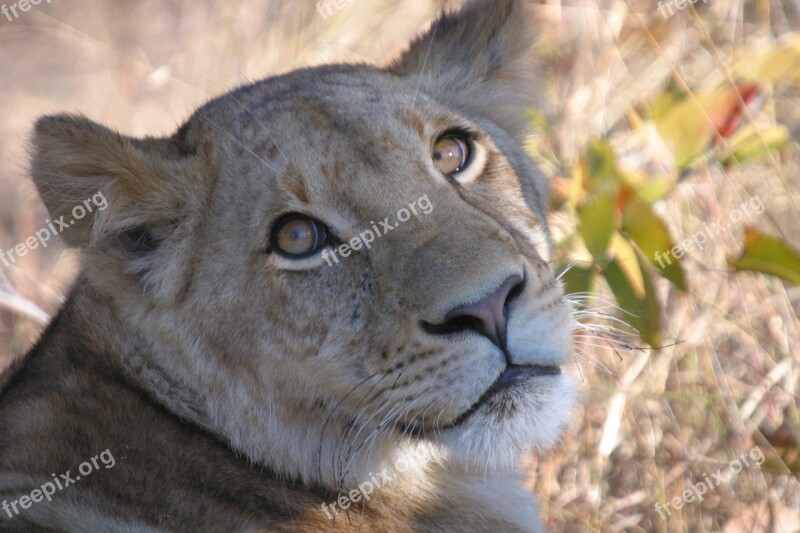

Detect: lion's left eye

[272,216,329,258]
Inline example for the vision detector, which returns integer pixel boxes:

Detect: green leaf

[736,34,800,83]
[581,138,621,191]
[560,264,595,297]
[727,228,800,285]
[621,170,674,204]
[604,255,662,347]
[653,96,711,169]
[722,124,790,167]
[578,191,617,261]
[622,198,687,291]
[636,251,663,348]
[609,233,645,297]
[647,88,684,122]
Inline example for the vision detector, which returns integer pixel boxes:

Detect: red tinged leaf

[615,185,636,217]
[710,84,762,145]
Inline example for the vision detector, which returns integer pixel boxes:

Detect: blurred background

[1,0,799,531]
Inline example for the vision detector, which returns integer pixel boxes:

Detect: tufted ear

[30,114,198,250]
[388,0,539,144]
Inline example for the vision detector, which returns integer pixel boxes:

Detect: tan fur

[0,1,575,531]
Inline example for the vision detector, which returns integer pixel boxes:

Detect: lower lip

[447,365,561,428]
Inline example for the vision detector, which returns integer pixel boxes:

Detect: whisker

[317,372,383,483]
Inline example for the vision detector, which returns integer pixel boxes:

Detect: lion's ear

[30,114,197,249]
[388,0,538,144]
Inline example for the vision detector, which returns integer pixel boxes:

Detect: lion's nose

[424,274,524,350]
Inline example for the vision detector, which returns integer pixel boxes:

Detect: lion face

[185,67,575,478]
[30,0,575,490]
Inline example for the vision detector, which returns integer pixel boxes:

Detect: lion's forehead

[189,65,423,138]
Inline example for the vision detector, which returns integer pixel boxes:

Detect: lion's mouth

[400,364,561,435]
[448,364,561,427]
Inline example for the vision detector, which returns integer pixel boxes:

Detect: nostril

[421,274,524,349]
[421,315,485,337]
[504,276,525,314]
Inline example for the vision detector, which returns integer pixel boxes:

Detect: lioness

[0,0,576,530]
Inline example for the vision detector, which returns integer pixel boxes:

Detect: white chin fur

[434,373,575,473]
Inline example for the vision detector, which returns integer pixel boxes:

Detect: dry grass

[1,1,799,531]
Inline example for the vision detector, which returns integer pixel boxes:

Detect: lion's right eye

[272,216,329,258]
[432,134,471,176]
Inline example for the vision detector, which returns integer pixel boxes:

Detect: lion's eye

[272,216,329,258]
[432,134,470,176]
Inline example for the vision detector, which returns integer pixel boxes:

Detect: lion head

[30,0,574,491]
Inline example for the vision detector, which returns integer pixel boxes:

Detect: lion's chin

[432,373,576,473]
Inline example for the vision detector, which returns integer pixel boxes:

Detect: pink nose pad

[442,274,523,348]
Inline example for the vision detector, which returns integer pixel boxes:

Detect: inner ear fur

[30,114,198,249]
